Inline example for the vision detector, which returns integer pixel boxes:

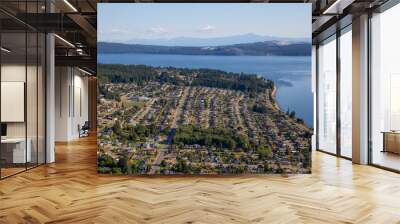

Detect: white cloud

[198,25,216,32]
[98,28,134,37]
[98,28,136,42]
[147,27,168,35]
[110,28,124,33]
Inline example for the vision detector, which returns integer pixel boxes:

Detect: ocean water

[98,54,313,127]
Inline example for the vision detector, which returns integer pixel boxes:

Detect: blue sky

[98,3,311,42]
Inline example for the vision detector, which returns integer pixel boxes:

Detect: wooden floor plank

[0,136,399,224]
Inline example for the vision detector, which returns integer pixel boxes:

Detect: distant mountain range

[117,33,310,47]
[98,40,311,56]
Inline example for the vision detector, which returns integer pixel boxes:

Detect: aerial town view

[97,64,312,174]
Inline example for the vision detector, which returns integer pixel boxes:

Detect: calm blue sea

[98,54,313,127]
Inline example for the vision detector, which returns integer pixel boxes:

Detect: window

[370,3,400,171]
[339,27,352,158]
[317,35,337,154]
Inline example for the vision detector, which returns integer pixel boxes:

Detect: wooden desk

[1,138,31,164]
[382,131,400,154]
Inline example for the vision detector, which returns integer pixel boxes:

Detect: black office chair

[79,121,90,138]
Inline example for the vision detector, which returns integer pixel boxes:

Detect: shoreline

[270,85,281,111]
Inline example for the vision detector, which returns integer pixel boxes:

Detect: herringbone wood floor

[1,136,400,224]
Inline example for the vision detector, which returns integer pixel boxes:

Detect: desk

[382,131,400,154]
[1,138,31,163]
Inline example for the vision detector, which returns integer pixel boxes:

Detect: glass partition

[317,35,337,154]
[0,2,46,179]
[1,31,28,177]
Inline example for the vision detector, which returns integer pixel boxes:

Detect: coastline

[270,85,281,111]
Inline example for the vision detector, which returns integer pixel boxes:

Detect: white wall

[55,67,89,141]
[55,67,70,141]
[1,63,46,164]
[72,73,89,138]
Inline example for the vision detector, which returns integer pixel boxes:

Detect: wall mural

[97,3,313,175]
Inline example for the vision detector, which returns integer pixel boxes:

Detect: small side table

[381,131,400,154]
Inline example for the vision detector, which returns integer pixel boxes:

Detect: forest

[98,41,311,56]
[98,64,274,95]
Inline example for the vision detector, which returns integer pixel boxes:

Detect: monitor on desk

[1,123,7,138]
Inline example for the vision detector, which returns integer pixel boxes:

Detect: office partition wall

[0,2,46,179]
[0,31,28,177]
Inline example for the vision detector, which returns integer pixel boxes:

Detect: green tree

[289,110,296,118]
[112,120,122,136]
[257,146,272,160]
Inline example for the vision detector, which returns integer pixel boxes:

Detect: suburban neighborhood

[97,64,312,174]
